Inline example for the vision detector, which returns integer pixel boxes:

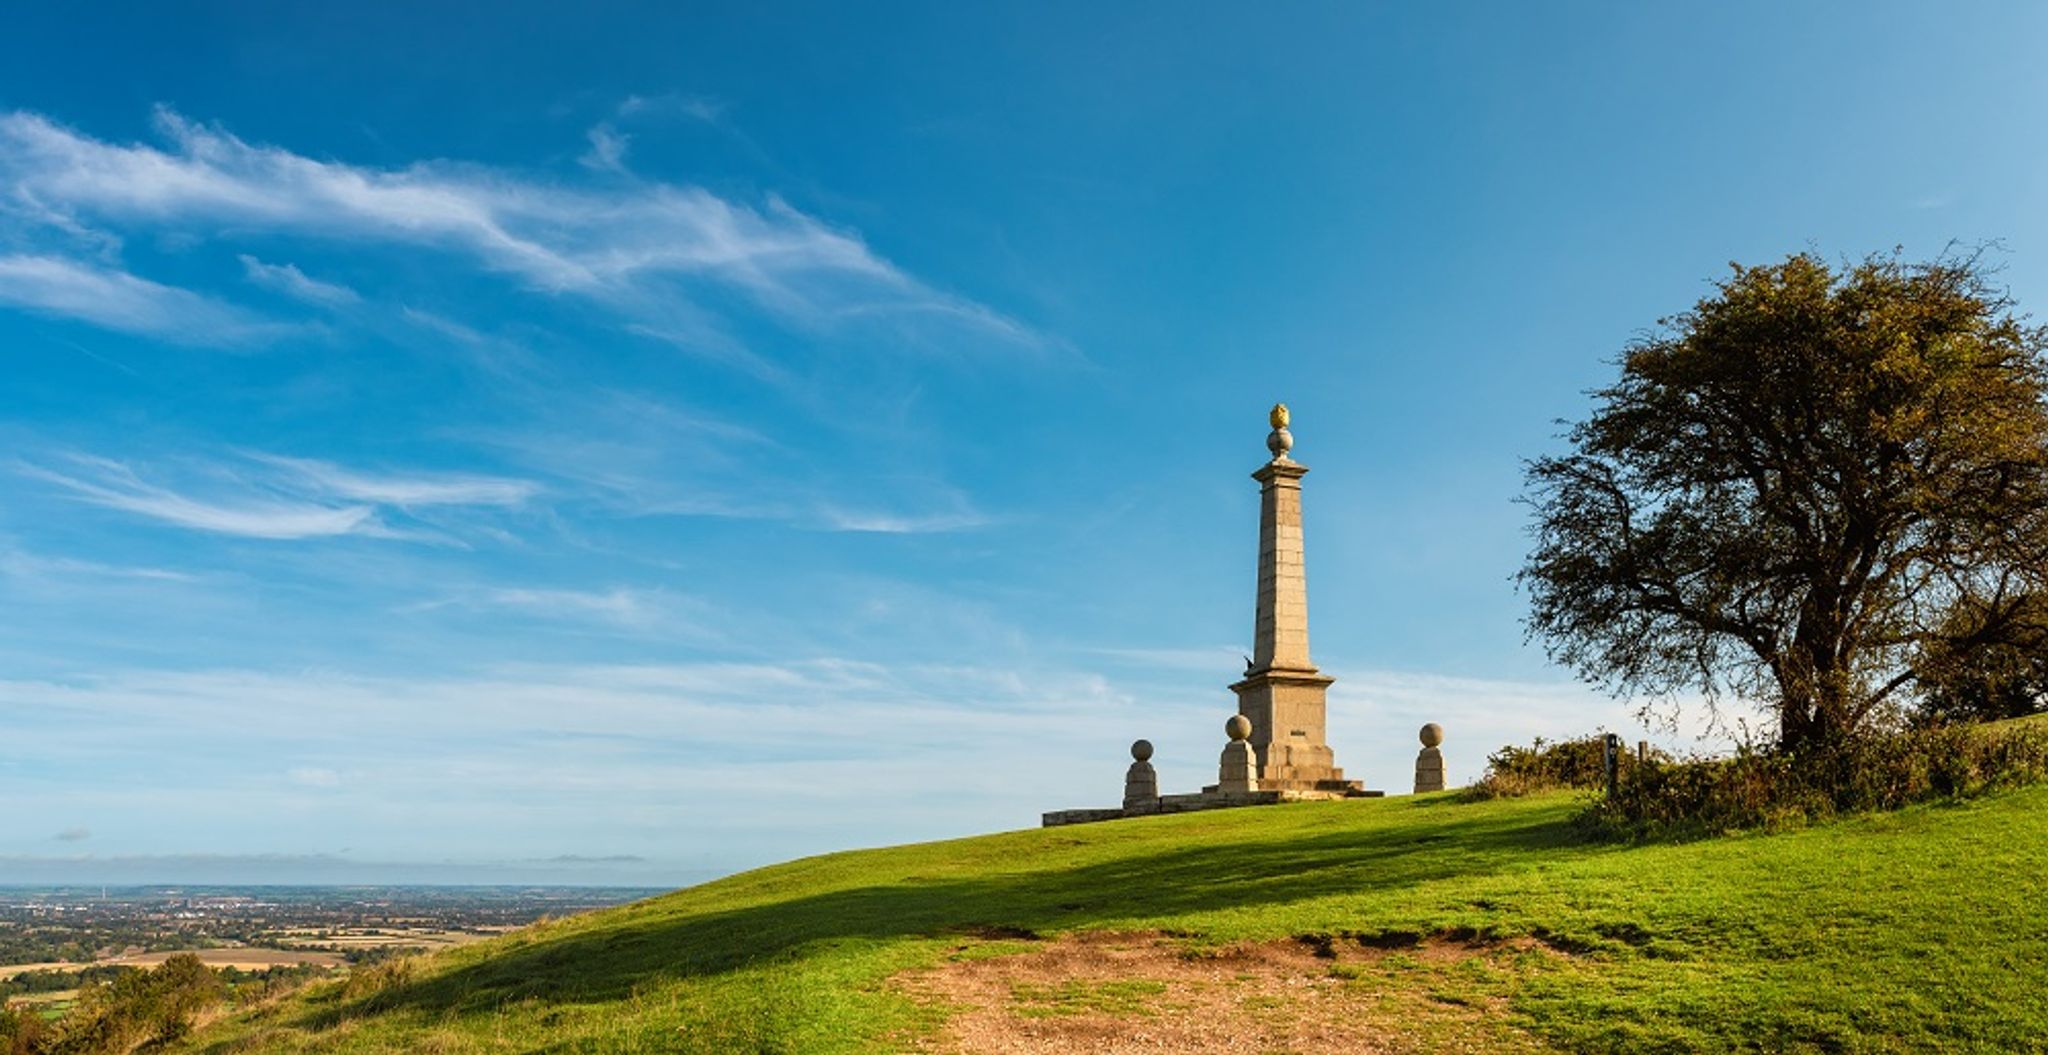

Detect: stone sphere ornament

[1131,739,1154,762]
[1419,722,1444,748]
[1226,714,1253,742]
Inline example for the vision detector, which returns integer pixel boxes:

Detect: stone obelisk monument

[1228,404,1362,793]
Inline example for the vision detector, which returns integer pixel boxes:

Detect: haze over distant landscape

[3,2,2046,885]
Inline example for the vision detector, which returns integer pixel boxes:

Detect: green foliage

[336,958,416,1005]
[0,968,136,1002]
[1467,735,1666,799]
[212,964,331,1004]
[1593,716,2048,837]
[1521,250,2048,751]
[1915,595,2048,724]
[0,1004,48,1055]
[172,785,2048,1054]
[6,954,228,1055]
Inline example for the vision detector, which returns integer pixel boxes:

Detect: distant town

[0,885,657,1010]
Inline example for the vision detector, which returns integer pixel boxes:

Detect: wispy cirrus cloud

[576,94,725,177]
[236,254,360,306]
[406,586,680,632]
[475,587,654,623]
[287,767,340,788]
[578,123,631,174]
[0,107,1040,348]
[816,505,989,534]
[0,545,197,582]
[616,93,727,124]
[14,450,539,542]
[0,254,292,346]
[18,455,378,540]
[458,387,988,535]
[248,453,539,508]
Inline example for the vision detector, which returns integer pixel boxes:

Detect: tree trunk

[1779,699,1815,752]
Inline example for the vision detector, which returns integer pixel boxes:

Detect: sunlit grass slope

[182,786,2048,1054]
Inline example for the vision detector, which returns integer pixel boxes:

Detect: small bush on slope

[1474,716,2048,838]
[1468,735,1662,799]
[1592,716,2048,837]
[1,955,227,1055]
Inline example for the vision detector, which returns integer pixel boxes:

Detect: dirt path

[894,930,1548,1055]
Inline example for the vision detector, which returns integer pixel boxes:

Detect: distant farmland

[104,949,346,970]
[0,948,345,979]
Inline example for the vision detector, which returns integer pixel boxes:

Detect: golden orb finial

[1265,403,1294,459]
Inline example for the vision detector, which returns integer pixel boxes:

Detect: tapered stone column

[1228,404,1359,793]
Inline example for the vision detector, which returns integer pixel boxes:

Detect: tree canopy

[1521,251,2048,750]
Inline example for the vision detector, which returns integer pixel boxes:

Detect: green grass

[175,785,2048,1054]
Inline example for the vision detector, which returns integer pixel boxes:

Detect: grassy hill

[177,785,2048,1054]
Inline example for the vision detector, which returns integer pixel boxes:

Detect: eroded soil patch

[895,930,1552,1054]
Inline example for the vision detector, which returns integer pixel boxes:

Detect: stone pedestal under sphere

[1414,723,1446,793]
[1217,714,1260,794]
[1124,739,1160,811]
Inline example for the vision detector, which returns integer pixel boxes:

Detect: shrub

[340,958,417,1004]
[1588,717,2048,838]
[1,1004,48,1055]
[1467,734,1664,799]
[26,954,226,1055]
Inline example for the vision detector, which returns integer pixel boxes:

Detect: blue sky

[2,3,2045,885]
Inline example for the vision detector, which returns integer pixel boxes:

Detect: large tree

[1521,251,2048,751]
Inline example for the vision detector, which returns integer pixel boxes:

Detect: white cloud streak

[236,253,360,306]
[287,767,340,788]
[477,587,652,622]
[579,123,630,173]
[248,453,539,508]
[406,587,684,633]
[816,506,989,534]
[18,456,376,540]
[15,451,540,542]
[0,546,196,582]
[0,107,1034,344]
[617,93,726,123]
[0,254,289,346]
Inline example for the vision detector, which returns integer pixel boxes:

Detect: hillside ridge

[177,786,2048,1053]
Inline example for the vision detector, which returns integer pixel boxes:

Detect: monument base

[1042,785,1384,828]
[1248,774,1368,794]
[1229,667,1362,793]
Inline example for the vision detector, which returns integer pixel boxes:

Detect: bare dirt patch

[895,930,1548,1055]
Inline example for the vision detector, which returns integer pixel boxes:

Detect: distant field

[269,925,510,952]
[0,947,344,979]
[0,962,72,981]
[0,924,502,981]
[105,949,344,971]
